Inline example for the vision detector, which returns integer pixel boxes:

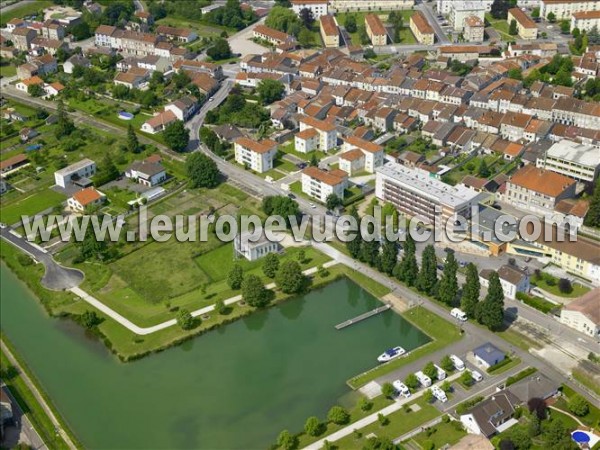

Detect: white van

[451,308,467,322]
[434,364,446,380]
[470,369,483,382]
[415,370,432,387]
[450,354,465,371]
[432,385,448,402]
[393,380,411,398]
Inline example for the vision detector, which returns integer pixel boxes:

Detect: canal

[0,267,430,449]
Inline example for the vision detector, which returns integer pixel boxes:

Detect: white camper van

[434,364,446,380]
[451,308,467,321]
[415,370,432,387]
[450,354,465,371]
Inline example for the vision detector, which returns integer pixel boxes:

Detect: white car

[470,370,483,382]
[209,97,214,102]
[393,380,411,398]
[309,203,316,208]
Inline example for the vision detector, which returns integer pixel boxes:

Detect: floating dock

[335,304,392,330]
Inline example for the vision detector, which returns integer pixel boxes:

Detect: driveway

[228,16,269,57]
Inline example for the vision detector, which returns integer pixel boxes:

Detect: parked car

[309,203,316,209]
[287,193,296,199]
[470,370,483,382]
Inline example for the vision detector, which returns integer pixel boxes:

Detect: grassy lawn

[496,328,542,351]
[485,13,513,41]
[155,16,237,39]
[278,143,329,163]
[349,306,462,389]
[409,419,467,448]
[0,1,53,26]
[559,384,600,425]
[531,272,590,298]
[0,346,75,449]
[487,356,521,375]
[335,10,416,46]
[572,369,600,396]
[0,189,66,225]
[0,63,17,77]
[334,397,439,449]
[443,154,501,186]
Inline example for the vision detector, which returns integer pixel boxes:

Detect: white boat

[377,346,406,363]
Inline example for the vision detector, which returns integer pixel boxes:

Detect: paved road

[0,383,48,450]
[417,2,450,45]
[0,0,34,12]
[1,340,77,450]
[0,228,83,290]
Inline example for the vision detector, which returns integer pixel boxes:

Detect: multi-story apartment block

[299,116,337,151]
[234,137,278,173]
[539,0,599,21]
[253,25,295,46]
[375,162,480,226]
[449,1,486,31]
[301,166,348,202]
[95,25,161,57]
[437,0,492,14]
[365,14,387,46]
[504,165,577,215]
[41,20,66,40]
[507,8,538,39]
[295,128,320,153]
[410,11,435,45]
[54,159,97,188]
[463,15,485,42]
[330,0,414,11]
[536,140,600,183]
[571,10,600,32]
[341,135,385,173]
[291,0,328,18]
[320,15,340,48]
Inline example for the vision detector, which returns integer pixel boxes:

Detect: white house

[291,0,328,18]
[68,187,106,212]
[141,110,178,134]
[234,137,278,173]
[339,149,365,176]
[164,96,198,121]
[294,128,319,153]
[63,55,91,74]
[460,391,520,438]
[125,159,167,187]
[54,159,97,188]
[479,265,530,300]
[301,166,348,202]
[298,116,337,152]
[234,231,282,261]
[560,288,600,338]
[341,135,385,173]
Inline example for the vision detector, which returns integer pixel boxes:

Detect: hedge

[455,396,484,415]
[516,292,556,314]
[506,367,538,386]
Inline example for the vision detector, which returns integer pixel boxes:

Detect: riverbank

[1,335,81,450]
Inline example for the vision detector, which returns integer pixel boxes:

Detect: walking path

[69,260,339,335]
[303,372,464,450]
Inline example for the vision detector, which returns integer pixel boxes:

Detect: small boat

[377,346,406,363]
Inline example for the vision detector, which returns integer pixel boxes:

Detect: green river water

[0,267,430,449]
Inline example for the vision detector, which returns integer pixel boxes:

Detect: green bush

[506,367,538,386]
[487,356,513,374]
[516,292,556,314]
[456,396,484,414]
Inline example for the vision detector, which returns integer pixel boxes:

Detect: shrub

[17,254,33,266]
[558,278,573,294]
[568,394,590,416]
[456,396,484,414]
[327,406,349,425]
[506,367,537,386]
[358,396,372,412]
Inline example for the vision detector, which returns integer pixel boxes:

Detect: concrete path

[69,260,339,335]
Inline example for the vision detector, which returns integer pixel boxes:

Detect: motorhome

[415,371,432,387]
[451,308,467,321]
[450,354,465,371]
[434,364,446,380]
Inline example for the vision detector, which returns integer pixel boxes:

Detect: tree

[528,413,541,437]
[325,193,343,212]
[177,308,194,330]
[531,7,540,18]
[358,396,373,412]
[261,195,300,228]
[363,48,376,59]
[276,260,306,294]
[262,253,280,278]
[327,406,349,425]
[242,274,270,307]
[460,370,474,387]
[509,19,518,36]
[544,418,577,449]
[346,206,363,259]
[508,67,523,80]
[506,427,532,450]
[71,22,91,40]
[80,311,101,329]
[309,153,319,167]
[547,11,556,23]
[304,416,322,437]
[75,219,109,260]
[27,83,45,97]
[297,28,314,47]
[490,0,509,19]
[440,355,454,372]
[277,430,297,450]
[257,79,285,104]
[381,382,395,399]
[416,245,437,295]
[298,249,305,263]
[584,181,600,227]
[126,124,140,153]
[560,19,570,34]
[214,298,228,315]
[163,120,189,152]
[395,234,418,286]
[266,6,301,35]
[461,263,480,318]
[207,37,232,60]
[187,153,220,188]
[380,238,399,276]
[423,388,434,403]
[299,7,314,28]
[558,278,572,294]
[568,394,589,416]
[441,380,452,393]
[478,272,505,330]
[478,159,490,177]
[95,153,120,186]
[438,251,458,306]
[227,264,244,290]
[423,362,437,381]
[404,373,419,390]
[527,397,547,420]
[55,99,74,139]
[345,14,357,33]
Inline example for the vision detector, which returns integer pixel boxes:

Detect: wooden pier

[335,304,392,330]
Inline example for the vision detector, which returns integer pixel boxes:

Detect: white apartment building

[341,135,385,173]
[330,0,414,12]
[479,265,530,300]
[299,116,337,152]
[54,159,97,188]
[437,0,492,15]
[448,1,486,31]
[234,137,278,173]
[540,0,599,21]
[536,140,600,183]
[571,10,600,32]
[295,128,320,153]
[301,166,348,202]
[291,0,328,18]
[375,162,480,226]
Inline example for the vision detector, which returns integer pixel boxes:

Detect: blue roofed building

[473,342,505,369]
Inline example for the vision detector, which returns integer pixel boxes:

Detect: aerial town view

[0,0,600,449]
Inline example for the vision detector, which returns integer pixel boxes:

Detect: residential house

[291,0,328,18]
[234,137,278,173]
[234,231,282,261]
[299,116,338,151]
[480,265,530,300]
[125,159,167,186]
[472,342,506,369]
[30,37,68,56]
[460,390,520,437]
[19,127,39,142]
[54,159,96,188]
[320,15,340,48]
[301,166,348,202]
[114,67,149,89]
[63,54,91,74]
[11,27,37,51]
[295,128,320,153]
[0,154,29,174]
[41,20,66,40]
[410,11,435,45]
[463,15,485,42]
[571,10,600,32]
[164,96,198,121]
[16,76,44,93]
[253,24,295,46]
[341,135,384,173]
[68,187,106,212]
[560,288,600,338]
[156,25,197,43]
[140,110,178,134]
[365,14,387,46]
[507,8,538,40]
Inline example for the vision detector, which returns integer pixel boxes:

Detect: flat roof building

[536,140,600,183]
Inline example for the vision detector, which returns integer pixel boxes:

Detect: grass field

[0,189,66,225]
[349,306,462,388]
[485,13,513,41]
[531,272,590,298]
[558,384,600,426]
[409,419,467,448]
[0,1,53,26]
[334,397,439,448]
[335,10,417,46]
[0,63,17,77]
